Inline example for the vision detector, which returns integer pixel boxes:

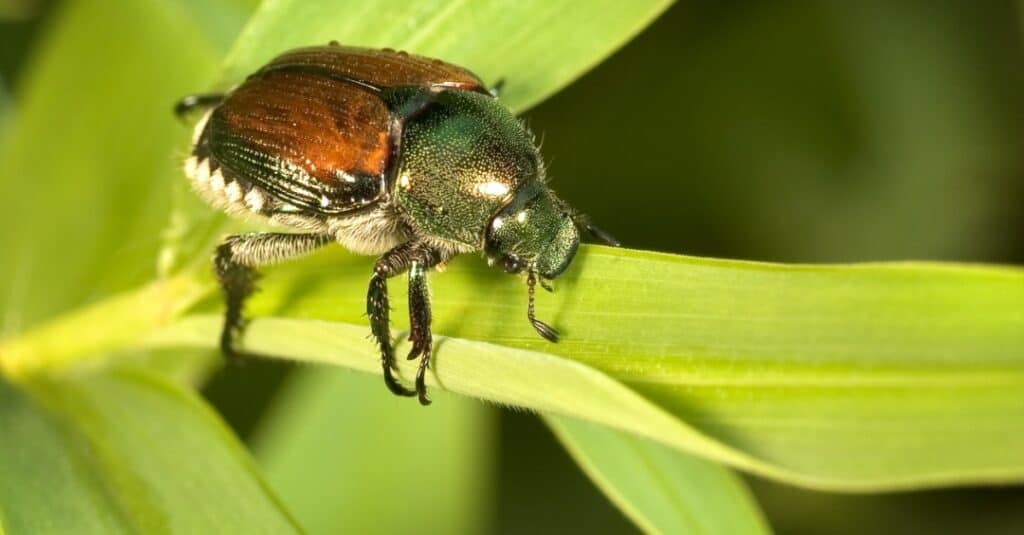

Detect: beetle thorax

[393,90,543,253]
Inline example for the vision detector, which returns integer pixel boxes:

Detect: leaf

[141,312,800,491]
[0,0,245,337]
[2,0,1021,496]
[221,0,673,113]
[6,247,1023,491]
[174,0,262,52]
[0,275,208,379]
[252,368,494,535]
[545,415,770,535]
[137,246,1024,491]
[0,369,300,534]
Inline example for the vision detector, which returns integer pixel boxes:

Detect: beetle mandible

[176,44,617,405]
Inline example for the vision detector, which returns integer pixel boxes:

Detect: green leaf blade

[141,246,1024,491]
[0,381,126,534]
[0,370,299,534]
[546,415,771,535]
[0,0,243,335]
[222,0,673,112]
[253,368,494,535]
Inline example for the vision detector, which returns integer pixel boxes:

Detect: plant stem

[0,273,212,380]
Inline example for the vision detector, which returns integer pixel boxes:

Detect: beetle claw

[531,318,560,343]
[407,332,429,360]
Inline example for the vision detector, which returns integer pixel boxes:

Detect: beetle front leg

[215,232,331,363]
[406,260,433,405]
[368,241,446,403]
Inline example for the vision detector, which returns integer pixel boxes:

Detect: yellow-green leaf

[222,0,673,112]
[0,0,240,334]
[0,370,299,534]
[546,415,770,535]
[252,368,494,535]
[120,245,1023,491]
[7,245,1022,491]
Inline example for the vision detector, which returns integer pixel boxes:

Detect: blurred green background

[2,0,1022,533]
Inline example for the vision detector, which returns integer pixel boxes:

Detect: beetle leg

[214,232,331,363]
[406,259,434,405]
[175,92,226,120]
[367,269,413,398]
[369,241,447,403]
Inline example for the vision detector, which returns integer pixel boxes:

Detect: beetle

[176,43,617,405]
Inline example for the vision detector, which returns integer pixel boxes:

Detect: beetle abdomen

[184,109,329,235]
[184,111,273,214]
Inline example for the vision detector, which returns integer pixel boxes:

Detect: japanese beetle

[177,44,617,405]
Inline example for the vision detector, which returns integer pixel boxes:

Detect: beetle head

[484,185,580,280]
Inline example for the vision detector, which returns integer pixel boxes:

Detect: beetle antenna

[527,272,559,342]
[554,198,621,247]
[583,222,620,247]
[489,78,507,98]
[569,210,621,247]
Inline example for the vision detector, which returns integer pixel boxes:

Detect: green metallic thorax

[392,89,542,249]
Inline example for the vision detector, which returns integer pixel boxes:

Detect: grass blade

[221,0,673,113]
[252,368,494,535]
[6,245,1023,491]
[150,245,1022,491]
[0,369,299,533]
[0,0,243,335]
[546,415,770,535]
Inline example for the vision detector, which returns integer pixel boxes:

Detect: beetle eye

[501,255,522,274]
